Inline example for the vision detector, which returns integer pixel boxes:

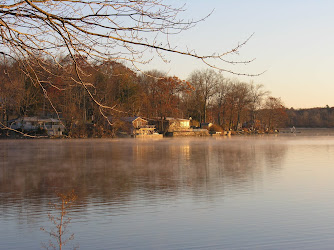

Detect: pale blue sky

[143,1,334,108]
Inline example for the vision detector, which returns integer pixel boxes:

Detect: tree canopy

[0,1,270,137]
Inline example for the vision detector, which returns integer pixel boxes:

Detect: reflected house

[8,117,65,136]
[119,117,159,137]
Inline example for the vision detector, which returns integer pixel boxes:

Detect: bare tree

[260,96,287,130]
[188,69,222,123]
[215,76,232,127]
[0,0,256,117]
[233,81,251,130]
[248,82,269,129]
[138,70,167,118]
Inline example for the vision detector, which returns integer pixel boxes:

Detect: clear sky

[142,0,334,109]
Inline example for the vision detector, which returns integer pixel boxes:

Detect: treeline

[286,106,334,128]
[0,56,288,137]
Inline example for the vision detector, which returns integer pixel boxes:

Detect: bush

[209,124,224,133]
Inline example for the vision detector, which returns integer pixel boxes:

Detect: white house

[8,117,65,136]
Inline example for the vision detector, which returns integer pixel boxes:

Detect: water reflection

[0,138,288,212]
[2,136,334,249]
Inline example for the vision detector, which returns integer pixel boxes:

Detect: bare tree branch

[0,0,258,130]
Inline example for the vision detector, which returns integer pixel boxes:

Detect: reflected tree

[41,190,78,250]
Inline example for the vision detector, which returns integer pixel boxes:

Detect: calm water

[1,131,334,249]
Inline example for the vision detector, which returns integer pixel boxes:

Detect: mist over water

[1,133,334,249]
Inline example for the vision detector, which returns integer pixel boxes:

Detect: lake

[1,131,334,249]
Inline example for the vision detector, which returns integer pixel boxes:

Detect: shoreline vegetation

[1,58,334,139]
[0,59,291,139]
[4,127,334,140]
[0,125,288,139]
[4,127,334,139]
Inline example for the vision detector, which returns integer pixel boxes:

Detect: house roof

[121,116,147,123]
[9,116,62,123]
[200,122,213,127]
[164,117,190,122]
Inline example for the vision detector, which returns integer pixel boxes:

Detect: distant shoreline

[2,127,334,140]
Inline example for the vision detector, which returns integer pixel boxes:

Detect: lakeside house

[117,116,161,137]
[8,117,65,136]
[152,117,209,136]
[166,117,191,131]
[200,122,213,130]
